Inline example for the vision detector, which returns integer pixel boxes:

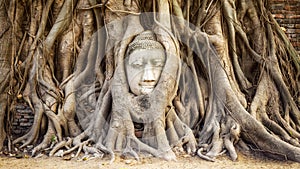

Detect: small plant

[51,135,57,143]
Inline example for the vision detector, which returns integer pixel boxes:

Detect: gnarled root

[101,109,175,161]
[197,105,241,162]
[166,108,197,155]
[197,147,215,162]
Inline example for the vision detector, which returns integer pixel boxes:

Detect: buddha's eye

[152,59,164,67]
[131,60,143,68]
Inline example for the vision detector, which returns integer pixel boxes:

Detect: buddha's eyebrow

[152,58,165,63]
[153,58,164,61]
[129,58,143,64]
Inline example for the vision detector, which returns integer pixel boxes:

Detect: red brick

[19,119,28,122]
[13,130,21,134]
[276,18,300,24]
[24,115,33,119]
[20,123,31,127]
[281,24,295,28]
[269,0,287,3]
[292,42,300,48]
[287,34,297,40]
[271,10,300,15]
[286,15,300,19]
[284,5,300,11]
[285,29,300,34]
[12,123,18,126]
[14,115,21,119]
[271,4,285,10]
[273,14,285,19]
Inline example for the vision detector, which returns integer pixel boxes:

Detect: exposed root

[197,147,215,162]
[166,108,197,154]
[49,137,72,156]
[32,122,56,156]
[52,139,95,157]
[223,122,241,161]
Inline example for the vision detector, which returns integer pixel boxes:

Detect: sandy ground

[1,152,300,169]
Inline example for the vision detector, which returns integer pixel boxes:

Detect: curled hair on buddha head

[126,30,165,56]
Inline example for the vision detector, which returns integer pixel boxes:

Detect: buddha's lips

[140,85,155,88]
[140,86,154,94]
[139,81,157,86]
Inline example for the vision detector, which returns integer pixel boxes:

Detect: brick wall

[12,103,34,137]
[270,0,300,54]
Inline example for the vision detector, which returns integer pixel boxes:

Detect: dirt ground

[1,151,300,169]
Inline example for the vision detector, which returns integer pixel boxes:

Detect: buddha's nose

[142,65,155,83]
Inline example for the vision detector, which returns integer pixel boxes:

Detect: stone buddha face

[125,31,166,95]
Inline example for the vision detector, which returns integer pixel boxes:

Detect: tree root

[250,72,300,148]
[166,108,197,154]
[197,147,215,162]
[32,122,56,156]
[0,95,7,150]
[49,137,72,156]
[197,114,241,161]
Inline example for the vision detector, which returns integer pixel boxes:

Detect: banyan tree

[0,0,300,163]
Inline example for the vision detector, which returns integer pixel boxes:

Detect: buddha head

[125,30,166,95]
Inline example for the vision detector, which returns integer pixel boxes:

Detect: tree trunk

[0,0,12,150]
